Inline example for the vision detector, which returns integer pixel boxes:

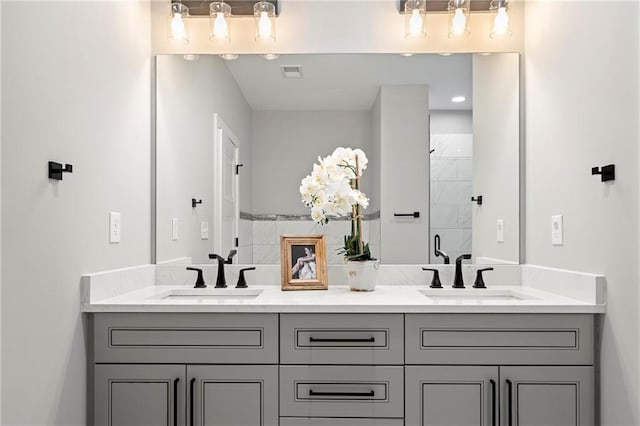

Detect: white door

[213,114,239,258]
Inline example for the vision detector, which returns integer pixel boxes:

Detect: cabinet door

[188,365,278,426]
[405,366,499,426]
[501,366,594,426]
[95,364,186,426]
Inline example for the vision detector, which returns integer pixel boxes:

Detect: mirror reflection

[155,53,519,266]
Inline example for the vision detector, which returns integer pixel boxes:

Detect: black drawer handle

[173,378,180,426]
[190,378,196,426]
[309,390,375,397]
[309,337,375,343]
[489,379,496,426]
[393,211,420,218]
[506,379,513,426]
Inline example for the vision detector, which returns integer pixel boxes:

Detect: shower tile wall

[430,133,473,263]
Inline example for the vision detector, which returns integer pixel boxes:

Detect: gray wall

[472,53,519,264]
[378,85,430,264]
[1,2,151,425]
[524,2,639,425]
[251,110,372,215]
[156,55,252,263]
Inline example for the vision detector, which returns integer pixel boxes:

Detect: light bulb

[212,13,229,39]
[170,12,187,42]
[258,11,272,39]
[451,8,467,35]
[408,9,423,37]
[491,7,510,37]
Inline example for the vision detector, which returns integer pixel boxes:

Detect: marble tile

[457,158,473,181]
[239,219,253,247]
[253,221,277,245]
[458,202,472,229]
[430,159,458,181]
[237,246,253,264]
[432,182,466,204]
[461,229,472,252]
[276,220,323,237]
[430,203,458,228]
[253,244,281,264]
[458,181,473,204]
[433,134,473,158]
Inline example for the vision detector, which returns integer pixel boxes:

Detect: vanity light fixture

[489,0,512,38]
[210,1,232,42]
[169,2,190,44]
[219,53,239,60]
[262,53,280,60]
[404,0,427,39]
[448,0,470,38]
[183,54,200,61]
[254,1,276,42]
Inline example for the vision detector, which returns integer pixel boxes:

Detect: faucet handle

[473,267,494,289]
[422,267,442,289]
[186,267,206,289]
[236,267,256,288]
[226,249,238,264]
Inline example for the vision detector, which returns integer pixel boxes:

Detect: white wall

[472,53,519,264]
[251,110,372,215]
[156,55,252,263]
[1,2,151,424]
[378,85,430,264]
[524,2,640,425]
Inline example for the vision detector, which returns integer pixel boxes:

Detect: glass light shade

[448,0,470,38]
[210,2,232,42]
[254,1,276,42]
[168,3,189,44]
[404,0,427,39]
[489,0,512,38]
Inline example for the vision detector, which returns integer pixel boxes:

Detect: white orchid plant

[299,147,374,261]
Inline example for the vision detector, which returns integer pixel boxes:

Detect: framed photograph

[280,234,328,290]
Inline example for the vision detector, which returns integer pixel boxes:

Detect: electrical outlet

[109,212,121,243]
[172,218,179,241]
[496,219,504,243]
[201,221,209,240]
[551,215,563,245]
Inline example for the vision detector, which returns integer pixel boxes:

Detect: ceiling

[224,53,472,111]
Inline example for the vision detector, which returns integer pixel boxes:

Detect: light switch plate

[496,219,504,243]
[551,215,563,245]
[201,221,209,240]
[109,212,121,243]
[172,218,179,241]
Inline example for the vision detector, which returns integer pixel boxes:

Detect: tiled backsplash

[430,133,473,263]
[238,212,380,265]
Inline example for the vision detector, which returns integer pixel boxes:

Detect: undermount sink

[149,288,263,302]
[418,288,538,303]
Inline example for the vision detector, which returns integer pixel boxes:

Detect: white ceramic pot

[345,259,380,291]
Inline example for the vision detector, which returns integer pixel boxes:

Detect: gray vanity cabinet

[94,364,186,426]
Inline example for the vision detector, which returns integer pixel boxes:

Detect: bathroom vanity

[84,268,604,426]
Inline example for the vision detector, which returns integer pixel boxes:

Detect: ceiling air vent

[281,65,303,79]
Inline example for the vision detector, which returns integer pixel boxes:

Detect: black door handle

[309,337,375,343]
[173,378,180,426]
[489,379,496,426]
[506,379,513,426]
[190,378,196,426]
[309,390,375,397]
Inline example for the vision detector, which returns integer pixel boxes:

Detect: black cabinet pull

[309,337,375,343]
[506,379,513,426]
[309,390,375,397]
[393,211,420,218]
[173,378,180,426]
[190,378,196,426]
[489,379,496,426]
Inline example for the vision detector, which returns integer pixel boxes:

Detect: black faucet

[434,235,450,264]
[209,249,237,288]
[185,267,206,288]
[452,254,472,288]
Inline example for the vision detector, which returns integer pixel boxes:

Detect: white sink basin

[149,288,263,302]
[418,288,538,303]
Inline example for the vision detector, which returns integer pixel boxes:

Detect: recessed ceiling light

[451,96,466,103]
[400,53,414,57]
[183,54,199,61]
[439,53,453,56]
[219,53,239,61]
[263,53,280,60]
[479,52,492,56]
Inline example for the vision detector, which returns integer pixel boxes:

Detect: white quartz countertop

[83,283,605,314]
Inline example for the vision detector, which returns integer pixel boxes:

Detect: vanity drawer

[280,418,404,426]
[279,366,404,419]
[93,313,278,364]
[280,314,404,364]
[405,314,594,365]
